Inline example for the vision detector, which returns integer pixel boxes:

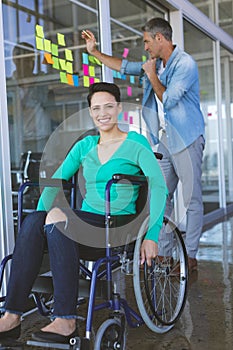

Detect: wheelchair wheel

[94,318,126,350]
[133,216,188,333]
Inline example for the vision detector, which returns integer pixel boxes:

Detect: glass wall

[183,19,221,214]
[189,0,233,37]
[221,45,233,204]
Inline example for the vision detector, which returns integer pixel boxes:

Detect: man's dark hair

[87,82,121,106]
[142,17,172,41]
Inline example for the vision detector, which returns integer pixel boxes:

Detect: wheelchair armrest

[112,173,147,185]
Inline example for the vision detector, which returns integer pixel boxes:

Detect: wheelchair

[0,154,188,350]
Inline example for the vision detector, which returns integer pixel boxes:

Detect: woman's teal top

[37,131,167,243]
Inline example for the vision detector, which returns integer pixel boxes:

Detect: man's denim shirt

[120,46,205,154]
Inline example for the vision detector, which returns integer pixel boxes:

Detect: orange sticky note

[67,74,74,86]
[43,53,54,65]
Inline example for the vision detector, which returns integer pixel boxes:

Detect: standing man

[82,17,205,273]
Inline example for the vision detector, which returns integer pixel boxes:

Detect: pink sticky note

[127,86,132,96]
[122,48,129,58]
[89,77,95,85]
[129,116,133,125]
[123,111,128,121]
[82,64,89,76]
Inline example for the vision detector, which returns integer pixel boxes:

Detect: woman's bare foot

[0,312,21,332]
[41,318,76,336]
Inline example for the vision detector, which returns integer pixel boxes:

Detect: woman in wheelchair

[0,82,167,344]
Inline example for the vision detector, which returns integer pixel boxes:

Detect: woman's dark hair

[87,82,121,106]
[142,17,172,41]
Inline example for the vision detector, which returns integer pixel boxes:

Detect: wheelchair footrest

[0,339,24,349]
[27,337,90,349]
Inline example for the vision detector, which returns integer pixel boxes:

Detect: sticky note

[89,66,95,77]
[73,75,79,87]
[118,112,123,121]
[123,111,128,121]
[122,48,129,58]
[60,71,68,83]
[67,74,74,86]
[89,77,95,85]
[113,70,117,78]
[129,116,133,124]
[82,52,89,65]
[59,59,66,70]
[43,53,54,64]
[52,56,60,69]
[44,39,51,52]
[65,49,73,61]
[36,37,44,51]
[94,78,100,83]
[57,33,66,46]
[127,86,132,96]
[142,55,147,62]
[121,74,126,80]
[66,61,73,74]
[51,43,58,56]
[130,76,135,84]
[83,76,90,87]
[89,55,101,65]
[83,64,89,76]
[36,25,44,38]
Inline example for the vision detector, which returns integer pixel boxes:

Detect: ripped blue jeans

[4,211,79,318]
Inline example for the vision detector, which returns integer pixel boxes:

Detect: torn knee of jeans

[44,218,68,233]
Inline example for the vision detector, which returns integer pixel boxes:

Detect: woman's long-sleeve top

[37,131,168,243]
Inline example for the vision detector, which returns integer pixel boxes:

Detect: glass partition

[221,45,233,204]
[3,0,100,220]
[183,19,220,214]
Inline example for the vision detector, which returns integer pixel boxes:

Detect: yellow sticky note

[57,33,66,46]
[83,76,90,87]
[36,37,44,51]
[44,39,51,52]
[52,56,60,69]
[65,49,73,61]
[66,62,73,74]
[60,71,68,83]
[59,59,66,71]
[51,43,58,56]
[94,77,100,83]
[89,66,95,77]
[36,25,44,38]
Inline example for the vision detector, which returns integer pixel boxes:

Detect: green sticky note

[89,66,95,77]
[52,56,60,70]
[65,49,73,61]
[66,61,73,74]
[142,55,147,62]
[36,25,44,38]
[36,37,44,51]
[51,43,58,57]
[60,71,68,84]
[44,39,51,52]
[57,33,66,46]
[59,59,66,71]
[89,55,101,65]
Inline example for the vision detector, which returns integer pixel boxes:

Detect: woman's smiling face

[89,91,122,131]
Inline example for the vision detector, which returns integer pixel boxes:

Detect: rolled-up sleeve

[120,59,143,76]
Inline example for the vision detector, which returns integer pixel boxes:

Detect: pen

[82,30,92,39]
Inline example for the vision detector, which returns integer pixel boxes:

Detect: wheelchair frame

[0,168,188,350]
